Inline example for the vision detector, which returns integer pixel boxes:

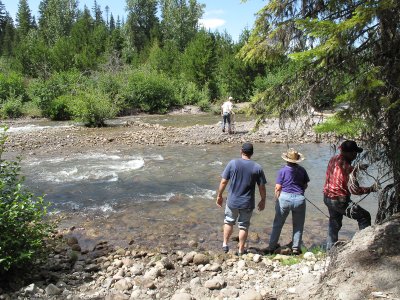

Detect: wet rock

[193,253,209,265]
[45,284,62,296]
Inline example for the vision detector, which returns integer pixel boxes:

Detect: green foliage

[314,115,366,138]
[0,128,51,273]
[0,71,26,103]
[27,71,83,118]
[1,96,23,118]
[123,69,177,114]
[280,257,300,266]
[47,95,73,120]
[68,91,118,126]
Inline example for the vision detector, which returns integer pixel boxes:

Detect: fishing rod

[305,197,330,219]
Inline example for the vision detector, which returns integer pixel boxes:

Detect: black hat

[242,142,254,155]
[340,140,363,153]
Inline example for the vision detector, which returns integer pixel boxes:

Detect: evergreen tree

[16,0,34,39]
[38,0,78,45]
[109,13,115,31]
[160,0,204,51]
[125,0,159,52]
[242,0,400,222]
[92,0,103,25]
[1,13,15,56]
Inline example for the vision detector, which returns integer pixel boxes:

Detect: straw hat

[281,148,305,163]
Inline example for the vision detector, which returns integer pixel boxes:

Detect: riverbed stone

[45,284,62,296]
[204,276,225,290]
[23,283,38,295]
[239,290,263,300]
[114,278,133,291]
[303,252,317,261]
[171,293,192,300]
[67,237,78,246]
[193,253,209,265]
[130,263,145,276]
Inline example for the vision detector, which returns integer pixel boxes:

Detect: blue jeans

[323,195,371,250]
[222,113,231,130]
[269,192,306,250]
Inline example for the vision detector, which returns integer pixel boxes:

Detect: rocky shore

[3,114,329,155]
[2,214,399,300]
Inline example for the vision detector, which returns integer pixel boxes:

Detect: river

[5,115,380,252]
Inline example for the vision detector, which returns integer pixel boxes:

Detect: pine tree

[109,13,115,31]
[1,13,15,56]
[16,0,34,39]
[241,0,400,222]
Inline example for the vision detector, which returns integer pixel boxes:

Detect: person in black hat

[323,140,379,250]
[216,143,267,256]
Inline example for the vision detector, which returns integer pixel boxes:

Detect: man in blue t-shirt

[216,143,267,255]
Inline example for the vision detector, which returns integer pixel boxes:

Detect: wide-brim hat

[281,148,305,163]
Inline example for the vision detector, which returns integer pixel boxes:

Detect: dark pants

[222,113,230,130]
[323,195,371,250]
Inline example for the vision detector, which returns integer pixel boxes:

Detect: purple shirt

[276,164,310,195]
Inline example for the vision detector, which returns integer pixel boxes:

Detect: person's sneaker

[222,128,225,132]
[292,248,301,255]
[222,245,229,253]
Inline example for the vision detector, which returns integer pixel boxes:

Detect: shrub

[69,91,119,127]
[176,80,203,105]
[21,101,42,118]
[0,72,26,103]
[47,95,73,121]
[1,97,23,118]
[0,128,51,274]
[27,71,84,117]
[123,70,177,114]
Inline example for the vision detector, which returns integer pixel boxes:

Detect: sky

[1,0,266,41]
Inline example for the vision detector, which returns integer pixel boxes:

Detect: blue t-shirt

[276,164,310,195]
[221,159,267,209]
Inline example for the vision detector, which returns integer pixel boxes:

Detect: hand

[257,200,265,211]
[359,164,369,171]
[369,182,381,193]
[216,195,224,207]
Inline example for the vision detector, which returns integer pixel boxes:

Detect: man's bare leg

[223,224,233,246]
[238,229,248,253]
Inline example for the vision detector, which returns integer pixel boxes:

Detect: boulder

[193,253,210,265]
[45,284,62,296]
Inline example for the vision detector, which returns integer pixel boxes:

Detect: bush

[175,80,203,105]
[0,128,51,274]
[0,72,26,103]
[47,95,73,121]
[21,101,42,118]
[1,97,23,118]
[123,70,177,114]
[27,71,84,118]
[69,91,119,127]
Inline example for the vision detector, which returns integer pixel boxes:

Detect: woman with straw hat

[266,148,310,255]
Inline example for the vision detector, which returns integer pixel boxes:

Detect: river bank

[1,214,399,300]
[3,112,329,156]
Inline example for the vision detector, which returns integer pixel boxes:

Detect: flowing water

[7,116,380,251]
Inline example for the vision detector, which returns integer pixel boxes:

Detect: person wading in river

[221,96,234,133]
[323,140,379,250]
[266,148,310,255]
[216,143,267,256]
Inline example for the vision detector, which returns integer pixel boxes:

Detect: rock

[122,258,134,267]
[171,293,192,300]
[114,259,123,268]
[115,248,126,256]
[272,254,291,261]
[190,277,201,287]
[85,263,100,272]
[66,236,78,246]
[253,254,262,263]
[209,263,222,272]
[220,287,240,298]
[156,257,174,270]
[23,283,38,294]
[239,290,263,300]
[130,263,145,276]
[182,251,197,264]
[204,276,225,290]
[193,253,210,265]
[114,278,133,291]
[188,240,198,248]
[71,244,81,252]
[288,287,296,294]
[45,284,62,296]
[237,260,246,269]
[144,267,161,279]
[105,292,129,300]
[303,252,317,261]
[113,269,125,280]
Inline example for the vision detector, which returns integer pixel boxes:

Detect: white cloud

[199,18,226,30]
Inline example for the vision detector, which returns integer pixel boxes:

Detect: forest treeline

[0,0,271,125]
